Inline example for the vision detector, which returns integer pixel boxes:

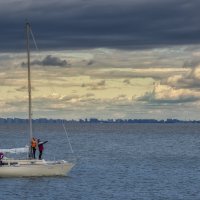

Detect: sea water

[0,123,200,200]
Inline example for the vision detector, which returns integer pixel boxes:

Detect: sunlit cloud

[165,65,200,89]
[138,83,200,104]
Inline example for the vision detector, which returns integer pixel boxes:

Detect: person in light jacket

[37,139,48,160]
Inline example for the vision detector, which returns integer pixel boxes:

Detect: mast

[26,22,33,151]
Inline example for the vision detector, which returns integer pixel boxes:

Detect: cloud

[87,60,94,66]
[183,58,200,68]
[123,79,131,84]
[15,86,37,92]
[1,0,200,50]
[87,68,188,80]
[164,65,200,89]
[21,55,69,67]
[137,83,200,104]
[113,94,127,101]
[81,80,106,90]
[57,93,131,107]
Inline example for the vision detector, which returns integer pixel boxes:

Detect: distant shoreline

[0,118,200,124]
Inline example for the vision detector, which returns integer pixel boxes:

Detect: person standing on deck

[31,137,37,159]
[0,152,4,166]
[38,139,48,160]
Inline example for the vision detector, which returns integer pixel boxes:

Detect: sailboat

[0,23,74,177]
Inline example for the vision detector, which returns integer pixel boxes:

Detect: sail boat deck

[0,159,74,177]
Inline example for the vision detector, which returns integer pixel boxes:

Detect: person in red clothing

[37,139,48,160]
[0,152,4,166]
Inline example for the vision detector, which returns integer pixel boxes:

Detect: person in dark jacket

[37,139,48,160]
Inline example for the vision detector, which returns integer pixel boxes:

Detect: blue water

[0,123,200,200]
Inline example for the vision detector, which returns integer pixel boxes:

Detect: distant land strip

[0,118,200,124]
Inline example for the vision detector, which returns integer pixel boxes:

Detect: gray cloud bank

[21,55,69,67]
[1,0,200,51]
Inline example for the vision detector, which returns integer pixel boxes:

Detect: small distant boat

[0,23,74,177]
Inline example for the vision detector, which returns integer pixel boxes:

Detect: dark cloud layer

[1,0,200,51]
[31,55,68,67]
[21,55,69,67]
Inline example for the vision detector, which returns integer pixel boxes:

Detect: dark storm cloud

[1,0,200,51]
[31,55,68,67]
[21,55,69,67]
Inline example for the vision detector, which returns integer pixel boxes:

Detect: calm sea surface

[0,123,200,200]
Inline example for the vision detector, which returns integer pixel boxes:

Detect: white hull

[0,159,74,177]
